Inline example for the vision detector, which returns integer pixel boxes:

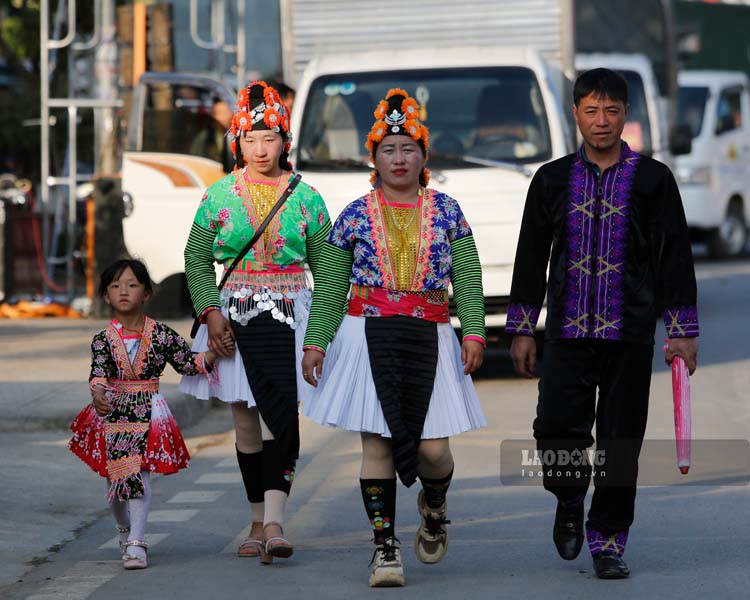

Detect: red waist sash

[347,285,449,322]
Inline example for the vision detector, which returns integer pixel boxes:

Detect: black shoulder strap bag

[190,173,302,338]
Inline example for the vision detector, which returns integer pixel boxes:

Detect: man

[190,99,234,169]
[506,68,699,579]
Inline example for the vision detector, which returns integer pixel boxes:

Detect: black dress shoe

[552,501,584,560]
[592,552,630,579]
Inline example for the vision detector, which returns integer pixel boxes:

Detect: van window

[678,86,709,138]
[715,88,742,135]
[297,67,552,170]
[617,71,653,156]
[139,83,232,164]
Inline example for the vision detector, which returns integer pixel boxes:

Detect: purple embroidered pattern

[586,528,628,556]
[592,150,639,339]
[506,302,541,336]
[562,155,591,338]
[664,305,700,338]
[562,145,640,339]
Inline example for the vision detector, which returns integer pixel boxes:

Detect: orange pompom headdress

[230,80,292,168]
[366,88,430,187]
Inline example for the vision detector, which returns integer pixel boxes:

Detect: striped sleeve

[305,218,332,277]
[184,222,220,316]
[302,241,354,351]
[450,235,486,343]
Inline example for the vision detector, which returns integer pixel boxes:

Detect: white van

[677,70,750,258]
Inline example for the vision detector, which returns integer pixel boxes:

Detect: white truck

[282,0,577,336]
[289,46,571,335]
[676,70,750,258]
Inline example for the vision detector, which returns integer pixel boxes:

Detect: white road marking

[194,472,240,485]
[25,560,121,600]
[99,532,170,550]
[214,457,237,468]
[166,490,226,504]
[148,509,200,522]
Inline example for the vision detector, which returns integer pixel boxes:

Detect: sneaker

[414,489,451,564]
[369,537,405,587]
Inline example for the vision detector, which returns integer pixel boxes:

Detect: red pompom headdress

[230,80,292,161]
[366,88,430,187]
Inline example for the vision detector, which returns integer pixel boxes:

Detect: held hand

[204,350,218,366]
[461,339,484,375]
[510,335,537,378]
[665,337,699,375]
[206,310,235,358]
[220,330,236,356]
[301,349,325,388]
[92,388,112,416]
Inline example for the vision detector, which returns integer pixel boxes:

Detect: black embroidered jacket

[506,143,699,343]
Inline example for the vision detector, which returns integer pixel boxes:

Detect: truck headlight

[676,165,711,185]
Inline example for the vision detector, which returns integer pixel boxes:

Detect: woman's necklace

[381,188,421,232]
[380,188,422,290]
[241,171,285,256]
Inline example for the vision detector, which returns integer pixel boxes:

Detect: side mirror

[669,123,693,156]
[715,114,735,136]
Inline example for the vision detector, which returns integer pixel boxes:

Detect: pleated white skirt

[179,301,312,407]
[301,315,486,439]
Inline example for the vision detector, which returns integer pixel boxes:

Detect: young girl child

[69,259,221,570]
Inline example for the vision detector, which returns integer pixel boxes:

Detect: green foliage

[1,13,39,66]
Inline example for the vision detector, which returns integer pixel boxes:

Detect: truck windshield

[618,70,653,156]
[678,86,709,138]
[297,67,552,170]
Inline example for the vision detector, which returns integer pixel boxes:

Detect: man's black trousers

[533,339,653,533]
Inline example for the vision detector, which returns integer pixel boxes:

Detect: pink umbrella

[671,354,691,474]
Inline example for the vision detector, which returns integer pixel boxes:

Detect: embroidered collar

[578,141,633,175]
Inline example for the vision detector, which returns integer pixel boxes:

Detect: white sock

[126,471,152,560]
[263,490,288,528]
[108,482,131,548]
[251,501,265,523]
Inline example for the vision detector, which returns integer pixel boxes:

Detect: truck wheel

[708,203,748,258]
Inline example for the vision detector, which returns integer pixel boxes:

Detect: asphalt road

[2,258,749,599]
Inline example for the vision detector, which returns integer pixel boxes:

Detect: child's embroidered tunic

[69,318,210,501]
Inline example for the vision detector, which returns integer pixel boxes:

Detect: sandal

[122,540,148,570]
[237,521,264,557]
[260,522,293,564]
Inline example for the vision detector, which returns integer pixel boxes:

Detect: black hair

[98,259,153,297]
[573,68,628,106]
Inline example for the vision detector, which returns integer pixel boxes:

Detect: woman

[181,81,331,563]
[301,88,486,587]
